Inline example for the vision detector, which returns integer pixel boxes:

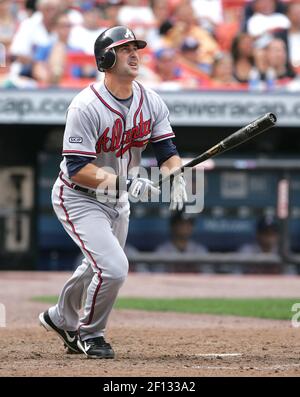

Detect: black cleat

[39,310,81,354]
[77,336,115,359]
[64,344,83,354]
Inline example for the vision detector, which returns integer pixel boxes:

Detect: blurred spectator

[248,35,295,90]
[239,216,279,254]
[10,0,61,79]
[241,0,287,32]
[0,42,5,67]
[165,0,220,66]
[238,215,281,274]
[178,36,211,75]
[0,0,17,49]
[246,0,290,37]
[32,12,85,85]
[264,37,296,83]
[252,33,272,76]
[153,47,199,89]
[118,0,155,28]
[275,2,300,70]
[231,33,255,83]
[191,0,224,27]
[154,47,180,83]
[155,210,208,273]
[210,52,239,87]
[68,2,105,55]
[60,0,83,25]
[103,0,123,27]
[147,20,175,52]
[150,0,171,28]
[15,0,39,21]
[146,0,173,50]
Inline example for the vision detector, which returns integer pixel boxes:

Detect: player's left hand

[127,177,160,201]
[170,174,188,211]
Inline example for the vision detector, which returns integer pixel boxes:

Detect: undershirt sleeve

[152,138,179,168]
[65,155,93,178]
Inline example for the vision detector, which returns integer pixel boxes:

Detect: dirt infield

[0,272,300,377]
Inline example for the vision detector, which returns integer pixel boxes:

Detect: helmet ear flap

[97,48,116,72]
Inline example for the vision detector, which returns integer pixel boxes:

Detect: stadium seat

[60,52,97,89]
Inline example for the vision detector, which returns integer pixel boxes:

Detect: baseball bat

[156,112,277,187]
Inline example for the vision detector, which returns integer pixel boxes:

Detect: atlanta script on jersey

[60,81,175,195]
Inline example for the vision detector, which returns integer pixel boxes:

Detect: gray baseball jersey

[60,80,174,200]
[48,81,175,341]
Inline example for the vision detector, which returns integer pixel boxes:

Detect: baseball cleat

[77,336,115,359]
[39,310,81,354]
[64,343,83,354]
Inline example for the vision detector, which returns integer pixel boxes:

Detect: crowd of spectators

[1,0,300,90]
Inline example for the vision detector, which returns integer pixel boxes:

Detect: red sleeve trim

[63,150,97,157]
[150,132,175,143]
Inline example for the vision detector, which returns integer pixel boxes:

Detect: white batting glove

[127,177,160,201]
[170,174,188,211]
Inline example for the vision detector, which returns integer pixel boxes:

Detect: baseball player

[39,26,187,359]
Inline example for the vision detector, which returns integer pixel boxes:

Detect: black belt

[73,184,96,197]
[59,172,96,197]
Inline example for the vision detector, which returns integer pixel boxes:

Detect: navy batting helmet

[94,26,147,72]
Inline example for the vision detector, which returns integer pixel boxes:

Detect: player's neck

[104,76,133,99]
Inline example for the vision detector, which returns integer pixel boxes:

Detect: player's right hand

[127,177,160,201]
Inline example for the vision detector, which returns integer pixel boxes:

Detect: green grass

[32,296,300,320]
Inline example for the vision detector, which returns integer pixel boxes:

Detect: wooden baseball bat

[156,112,277,187]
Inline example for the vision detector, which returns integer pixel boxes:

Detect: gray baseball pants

[48,177,129,341]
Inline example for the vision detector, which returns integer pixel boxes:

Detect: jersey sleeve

[62,107,98,158]
[150,95,175,143]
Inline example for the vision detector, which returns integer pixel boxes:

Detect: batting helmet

[94,26,147,72]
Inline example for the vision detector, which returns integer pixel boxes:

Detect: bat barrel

[221,112,277,150]
[156,112,277,187]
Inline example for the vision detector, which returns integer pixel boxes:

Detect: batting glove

[170,174,188,211]
[126,177,160,201]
